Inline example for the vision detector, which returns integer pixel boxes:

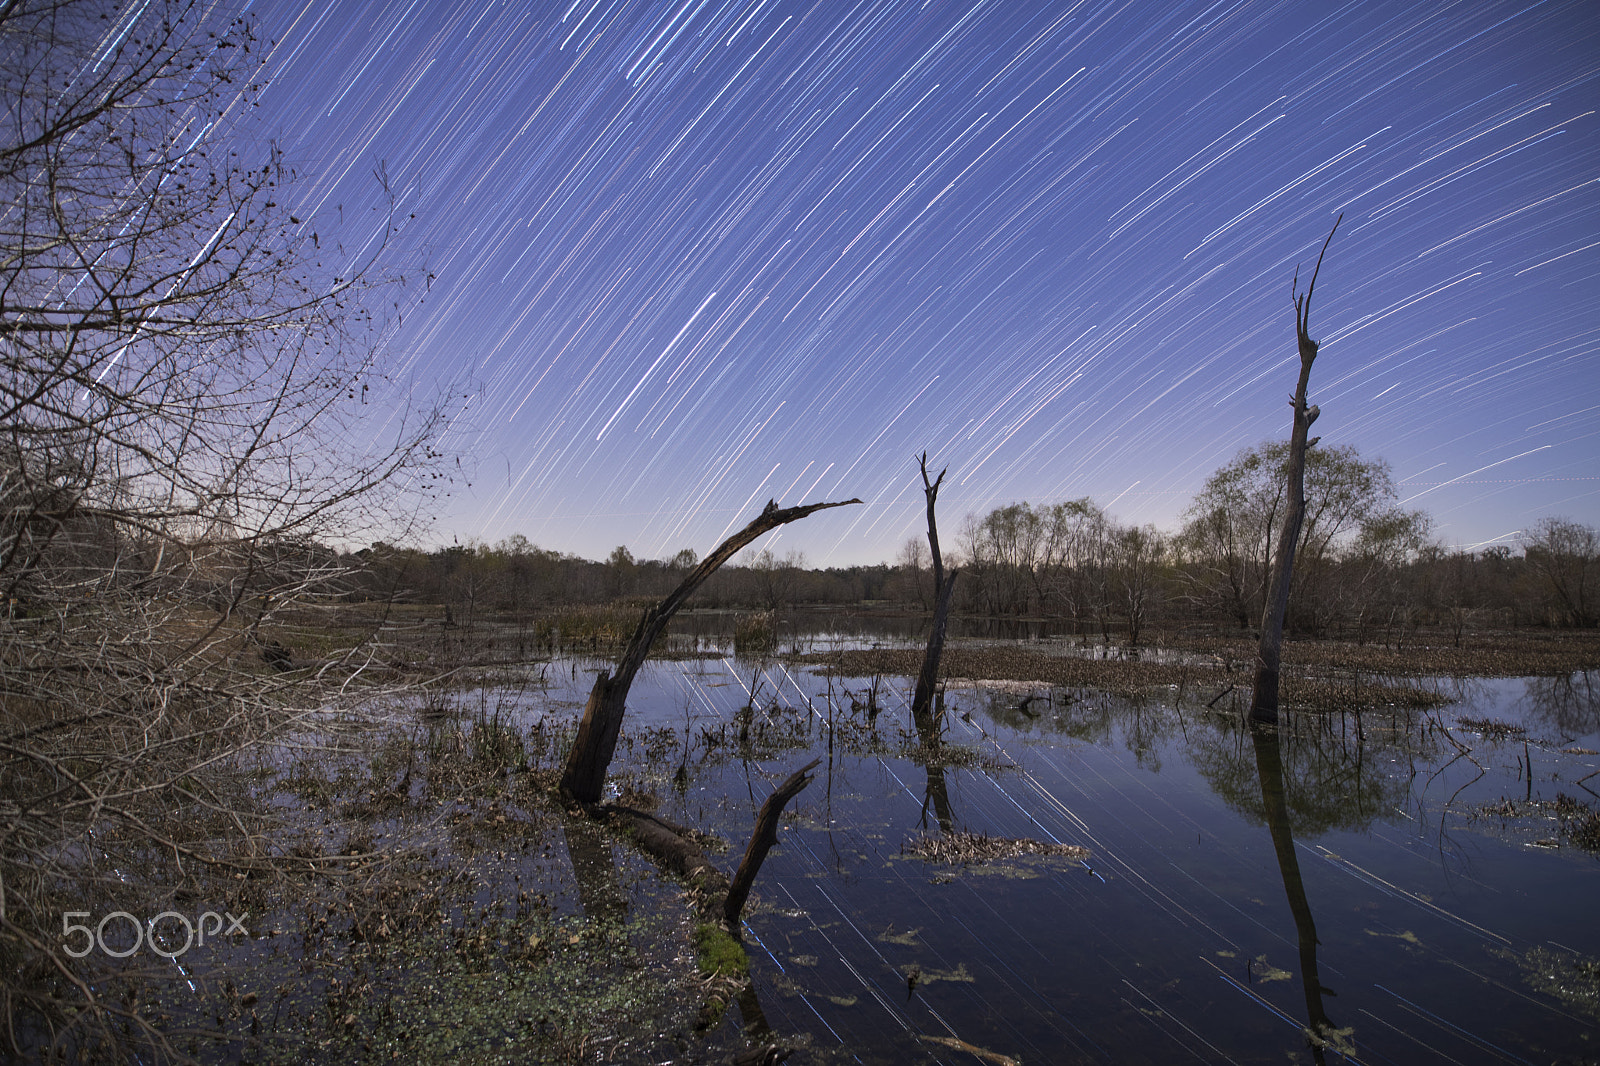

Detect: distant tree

[1107,523,1166,646]
[960,498,1106,619]
[1036,498,1108,630]
[1337,506,1433,645]
[897,534,931,609]
[1522,517,1599,627]
[960,503,1041,614]
[1179,441,1405,632]
[605,544,638,598]
[744,546,806,612]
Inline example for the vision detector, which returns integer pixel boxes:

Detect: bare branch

[561,496,860,804]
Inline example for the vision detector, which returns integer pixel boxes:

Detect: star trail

[244,0,1597,563]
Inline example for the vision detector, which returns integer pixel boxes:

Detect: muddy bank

[1164,626,1600,677]
[795,645,1444,711]
[794,627,1600,711]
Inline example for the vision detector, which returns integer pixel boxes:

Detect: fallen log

[593,804,730,910]
[590,759,820,929]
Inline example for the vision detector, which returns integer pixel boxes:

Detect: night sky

[240,0,1597,565]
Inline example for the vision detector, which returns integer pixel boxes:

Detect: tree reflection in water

[1520,669,1600,739]
[918,690,957,833]
[1193,710,1419,836]
[1192,710,1425,1061]
[1251,726,1349,1063]
[562,819,629,924]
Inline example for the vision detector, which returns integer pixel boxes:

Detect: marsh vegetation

[10,609,1596,1063]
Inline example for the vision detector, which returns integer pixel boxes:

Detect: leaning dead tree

[910,453,958,741]
[1251,216,1342,726]
[561,496,860,805]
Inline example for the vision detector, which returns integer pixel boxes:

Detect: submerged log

[590,759,819,932]
[594,804,730,906]
[560,496,859,805]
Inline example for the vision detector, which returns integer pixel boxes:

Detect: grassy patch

[693,923,748,979]
[1456,716,1529,740]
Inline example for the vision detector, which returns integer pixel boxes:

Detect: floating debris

[1472,793,1600,852]
[902,831,1089,865]
[1497,946,1600,1022]
[919,1033,1020,1065]
[1456,716,1528,740]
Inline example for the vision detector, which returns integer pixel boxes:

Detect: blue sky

[240,0,1597,564]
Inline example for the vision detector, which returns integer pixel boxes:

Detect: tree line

[359,440,1597,640]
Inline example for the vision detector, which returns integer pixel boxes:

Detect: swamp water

[571,653,1600,1065]
[158,621,1600,1064]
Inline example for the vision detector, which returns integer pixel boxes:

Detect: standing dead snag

[560,497,860,805]
[911,453,959,742]
[1252,216,1342,726]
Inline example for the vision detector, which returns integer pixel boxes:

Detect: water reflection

[1520,670,1600,738]
[493,635,1599,1063]
[1251,726,1346,1063]
[1195,712,1415,836]
[917,691,956,833]
[561,820,628,924]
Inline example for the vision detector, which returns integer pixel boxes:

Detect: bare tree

[1108,522,1165,647]
[1,2,448,1057]
[910,453,957,741]
[1252,216,1341,726]
[1522,517,1599,628]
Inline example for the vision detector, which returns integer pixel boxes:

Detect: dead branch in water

[725,759,820,927]
[560,497,859,805]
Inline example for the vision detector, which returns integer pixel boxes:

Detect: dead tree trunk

[560,497,860,805]
[724,759,820,928]
[1252,217,1341,726]
[910,453,958,741]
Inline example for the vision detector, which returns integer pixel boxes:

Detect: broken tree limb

[585,760,819,933]
[1251,216,1341,727]
[560,497,860,805]
[910,452,958,740]
[724,758,821,928]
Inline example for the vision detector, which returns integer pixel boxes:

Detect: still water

[548,631,1600,1065]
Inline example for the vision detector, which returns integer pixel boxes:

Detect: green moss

[693,922,748,979]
